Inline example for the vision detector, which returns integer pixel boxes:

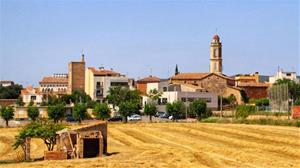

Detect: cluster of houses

[1,34,299,119]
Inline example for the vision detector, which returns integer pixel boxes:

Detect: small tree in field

[166,101,184,121]
[144,103,156,122]
[73,103,87,123]
[93,103,111,120]
[48,103,65,123]
[13,120,65,158]
[0,106,14,127]
[190,99,209,120]
[27,106,39,121]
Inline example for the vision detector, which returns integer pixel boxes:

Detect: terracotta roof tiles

[39,77,68,84]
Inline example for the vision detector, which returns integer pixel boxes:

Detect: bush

[235,105,255,119]
[190,99,207,120]
[294,99,300,106]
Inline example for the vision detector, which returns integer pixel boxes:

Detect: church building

[170,34,244,104]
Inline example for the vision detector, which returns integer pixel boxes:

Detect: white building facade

[269,69,299,84]
[142,81,218,112]
[21,86,43,106]
[85,67,134,102]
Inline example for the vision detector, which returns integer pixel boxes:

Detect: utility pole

[185,91,188,123]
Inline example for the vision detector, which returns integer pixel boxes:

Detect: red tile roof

[88,67,120,76]
[39,76,68,84]
[21,86,41,95]
[171,73,210,80]
[137,76,160,83]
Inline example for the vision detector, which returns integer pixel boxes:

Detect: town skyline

[0,0,299,86]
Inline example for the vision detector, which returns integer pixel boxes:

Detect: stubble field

[0,123,299,168]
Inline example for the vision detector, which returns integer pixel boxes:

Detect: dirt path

[0,123,299,168]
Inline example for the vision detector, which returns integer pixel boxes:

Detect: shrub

[294,99,300,106]
[235,105,255,119]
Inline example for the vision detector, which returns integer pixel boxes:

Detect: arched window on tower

[214,48,218,58]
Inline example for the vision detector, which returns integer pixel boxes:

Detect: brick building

[68,54,85,93]
[237,82,270,99]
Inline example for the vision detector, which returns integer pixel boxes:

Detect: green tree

[147,89,162,103]
[0,84,23,99]
[190,99,209,120]
[93,103,111,120]
[119,101,139,123]
[47,103,65,123]
[175,64,179,75]
[144,103,157,122]
[71,90,92,104]
[107,86,141,109]
[166,101,184,121]
[0,106,14,127]
[240,90,249,103]
[13,120,65,154]
[27,106,39,121]
[16,97,25,106]
[73,103,87,123]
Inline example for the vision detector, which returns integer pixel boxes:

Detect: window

[163,87,167,92]
[96,82,101,89]
[31,96,36,101]
[214,48,218,58]
[181,98,186,102]
[162,98,168,105]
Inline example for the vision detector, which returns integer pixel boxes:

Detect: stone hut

[52,121,107,160]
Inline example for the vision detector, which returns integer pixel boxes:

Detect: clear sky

[0,0,299,86]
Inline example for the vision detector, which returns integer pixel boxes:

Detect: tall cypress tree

[175,64,179,75]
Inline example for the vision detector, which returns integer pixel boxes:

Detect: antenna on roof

[81,49,85,62]
[215,28,218,34]
[150,68,152,76]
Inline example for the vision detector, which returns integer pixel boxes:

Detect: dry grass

[0,123,299,168]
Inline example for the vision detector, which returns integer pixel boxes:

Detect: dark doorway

[83,139,99,158]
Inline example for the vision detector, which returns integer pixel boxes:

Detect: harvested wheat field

[0,123,299,168]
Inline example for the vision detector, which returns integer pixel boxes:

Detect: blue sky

[0,0,299,86]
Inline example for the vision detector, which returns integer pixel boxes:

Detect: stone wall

[240,86,268,99]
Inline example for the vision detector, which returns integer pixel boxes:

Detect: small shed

[54,121,107,159]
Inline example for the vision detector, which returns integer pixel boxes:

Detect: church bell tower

[210,34,222,74]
